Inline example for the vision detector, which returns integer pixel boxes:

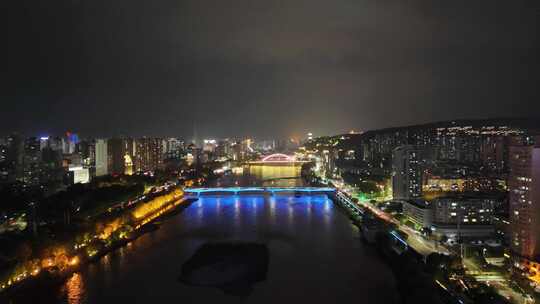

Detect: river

[25,165,400,303]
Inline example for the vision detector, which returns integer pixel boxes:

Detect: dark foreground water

[45,194,400,304]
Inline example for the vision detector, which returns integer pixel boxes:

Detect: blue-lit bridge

[184,187,335,196]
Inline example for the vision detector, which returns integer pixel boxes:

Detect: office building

[402,199,433,228]
[433,196,496,225]
[68,166,90,184]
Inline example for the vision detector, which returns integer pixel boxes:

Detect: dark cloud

[2,0,539,138]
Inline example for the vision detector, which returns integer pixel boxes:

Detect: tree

[439,235,448,244]
[421,227,432,237]
[426,253,451,277]
[14,242,33,262]
[357,181,380,194]
[404,220,415,229]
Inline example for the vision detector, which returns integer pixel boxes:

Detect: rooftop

[403,199,431,209]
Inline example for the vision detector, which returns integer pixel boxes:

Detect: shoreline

[329,191,466,304]
[0,197,198,302]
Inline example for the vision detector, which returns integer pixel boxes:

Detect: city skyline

[2,115,540,302]
[3,116,540,141]
[2,1,540,303]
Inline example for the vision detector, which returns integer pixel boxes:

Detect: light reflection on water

[49,193,398,304]
[249,164,302,187]
[269,197,276,224]
[43,165,399,303]
[287,197,294,229]
[211,164,304,188]
[65,273,84,304]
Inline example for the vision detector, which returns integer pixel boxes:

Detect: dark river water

[36,167,400,303]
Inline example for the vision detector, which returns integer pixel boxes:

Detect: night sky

[3,0,540,139]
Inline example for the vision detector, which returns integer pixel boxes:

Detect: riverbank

[328,189,462,304]
[0,197,198,303]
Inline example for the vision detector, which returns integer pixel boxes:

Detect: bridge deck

[184,187,335,195]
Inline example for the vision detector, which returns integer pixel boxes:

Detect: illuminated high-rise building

[237,138,253,160]
[48,136,64,152]
[203,139,217,153]
[5,133,24,182]
[134,138,163,173]
[0,141,7,182]
[95,139,108,177]
[39,136,50,151]
[163,138,183,159]
[216,139,231,158]
[22,137,42,186]
[40,146,64,187]
[392,145,424,200]
[68,166,90,184]
[107,138,135,175]
[62,132,79,154]
[509,136,540,261]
